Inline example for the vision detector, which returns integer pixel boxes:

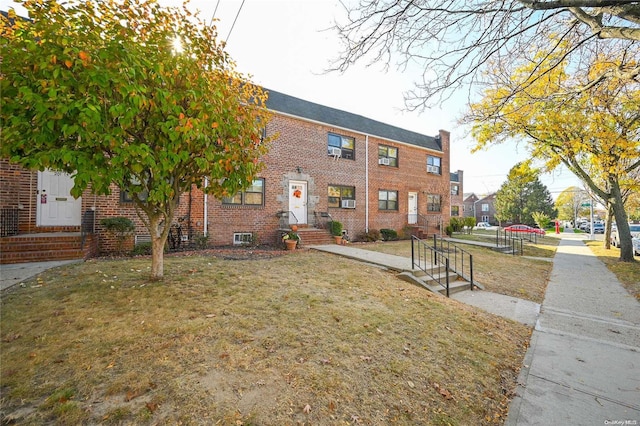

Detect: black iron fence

[80,209,96,249]
[1,208,19,237]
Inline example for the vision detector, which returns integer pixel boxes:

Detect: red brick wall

[205,116,452,244]
[1,160,39,234]
[2,115,453,250]
[87,184,205,254]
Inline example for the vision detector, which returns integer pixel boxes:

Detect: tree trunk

[610,180,634,262]
[603,201,613,250]
[148,214,170,279]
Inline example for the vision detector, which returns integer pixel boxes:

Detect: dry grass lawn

[584,241,640,300]
[1,248,531,425]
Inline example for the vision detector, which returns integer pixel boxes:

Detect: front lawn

[1,249,530,425]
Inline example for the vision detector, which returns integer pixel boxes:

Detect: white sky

[1,0,583,197]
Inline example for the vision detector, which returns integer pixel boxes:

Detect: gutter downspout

[203,178,208,236]
[365,134,369,232]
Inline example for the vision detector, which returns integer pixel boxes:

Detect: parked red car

[504,224,546,235]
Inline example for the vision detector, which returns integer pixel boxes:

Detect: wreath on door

[293,188,302,198]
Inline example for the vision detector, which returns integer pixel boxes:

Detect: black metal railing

[1,207,19,237]
[313,211,332,229]
[496,229,525,255]
[276,210,298,229]
[80,209,96,249]
[411,236,451,297]
[432,234,474,290]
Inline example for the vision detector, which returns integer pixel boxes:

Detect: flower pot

[285,239,297,250]
[334,235,343,244]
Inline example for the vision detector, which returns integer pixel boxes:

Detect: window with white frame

[328,133,355,160]
[378,145,398,167]
[427,156,441,174]
[481,203,489,212]
[378,190,398,211]
[222,178,265,206]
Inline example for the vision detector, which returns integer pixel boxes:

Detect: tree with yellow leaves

[466,39,640,261]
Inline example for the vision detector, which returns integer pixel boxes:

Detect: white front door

[288,181,307,225]
[37,170,82,226]
[408,192,418,225]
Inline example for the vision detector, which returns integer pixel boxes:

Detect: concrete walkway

[0,260,82,291]
[311,244,541,326]
[506,232,640,425]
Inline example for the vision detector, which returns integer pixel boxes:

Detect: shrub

[380,228,398,241]
[357,229,380,242]
[400,225,415,239]
[131,242,152,256]
[445,225,454,237]
[192,232,209,250]
[463,217,476,234]
[100,217,135,254]
[330,220,343,237]
[449,217,463,233]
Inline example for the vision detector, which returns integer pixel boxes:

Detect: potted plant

[330,220,343,244]
[282,230,300,250]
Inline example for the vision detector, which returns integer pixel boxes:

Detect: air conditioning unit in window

[379,158,390,165]
[427,165,439,173]
[328,147,342,157]
[341,199,356,209]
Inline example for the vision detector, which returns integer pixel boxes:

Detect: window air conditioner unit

[328,147,342,157]
[427,165,439,173]
[341,199,356,209]
[379,158,390,165]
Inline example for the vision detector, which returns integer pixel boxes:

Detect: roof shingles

[265,89,442,152]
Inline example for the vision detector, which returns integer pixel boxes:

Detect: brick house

[1,88,457,263]
[463,192,498,225]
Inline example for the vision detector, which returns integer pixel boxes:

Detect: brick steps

[0,233,93,264]
[295,228,334,246]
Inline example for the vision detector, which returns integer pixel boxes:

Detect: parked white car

[611,223,640,247]
[474,222,491,229]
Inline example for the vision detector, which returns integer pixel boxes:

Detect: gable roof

[264,88,442,152]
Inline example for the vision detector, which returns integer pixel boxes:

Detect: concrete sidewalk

[506,233,640,425]
[0,260,82,291]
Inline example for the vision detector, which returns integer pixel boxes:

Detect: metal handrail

[80,210,96,249]
[496,229,525,255]
[411,236,451,297]
[313,211,332,229]
[432,234,474,290]
[276,210,298,229]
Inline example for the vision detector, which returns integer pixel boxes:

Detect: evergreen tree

[495,162,556,225]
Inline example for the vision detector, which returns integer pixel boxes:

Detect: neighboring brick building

[463,192,498,225]
[1,88,458,261]
[450,170,464,218]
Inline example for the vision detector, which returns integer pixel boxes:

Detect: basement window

[233,233,253,245]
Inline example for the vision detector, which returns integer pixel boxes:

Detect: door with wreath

[288,181,307,225]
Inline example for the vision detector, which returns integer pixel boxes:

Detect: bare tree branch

[331,0,640,106]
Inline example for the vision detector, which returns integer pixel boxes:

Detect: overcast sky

[1,0,583,196]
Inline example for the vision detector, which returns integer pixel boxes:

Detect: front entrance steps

[0,232,96,264]
[397,269,481,297]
